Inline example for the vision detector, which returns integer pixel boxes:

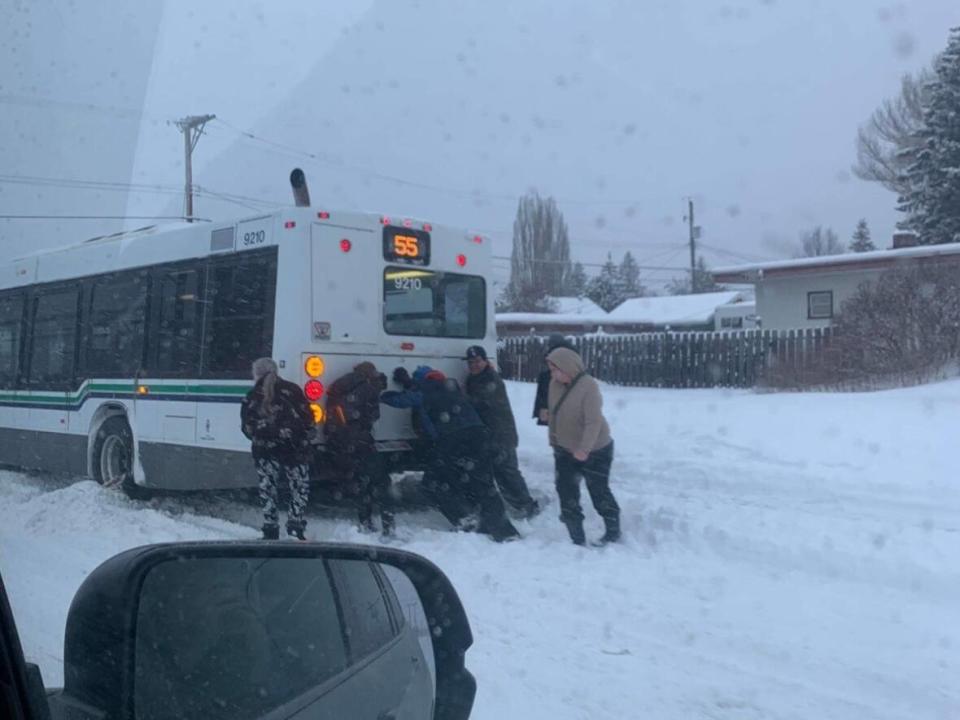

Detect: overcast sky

[2,0,958,289]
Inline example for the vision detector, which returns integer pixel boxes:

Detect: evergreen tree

[849,219,877,252]
[503,191,573,310]
[898,27,960,244]
[566,262,588,297]
[617,251,646,299]
[585,253,623,311]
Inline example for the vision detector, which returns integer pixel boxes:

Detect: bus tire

[92,417,149,500]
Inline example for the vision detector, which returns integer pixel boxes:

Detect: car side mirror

[47,542,475,720]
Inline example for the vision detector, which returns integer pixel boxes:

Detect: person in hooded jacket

[533,333,576,426]
[241,357,315,540]
[382,366,520,542]
[463,345,540,518]
[325,361,394,536]
[545,346,622,546]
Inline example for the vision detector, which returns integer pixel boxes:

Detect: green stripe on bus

[0,381,251,403]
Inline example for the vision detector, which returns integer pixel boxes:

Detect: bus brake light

[284,221,296,229]
[304,380,324,402]
[317,211,330,219]
[340,238,352,253]
[456,254,467,267]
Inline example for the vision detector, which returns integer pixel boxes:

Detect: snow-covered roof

[546,295,604,315]
[496,311,610,326]
[605,291,749,325]
[713,242,960,281]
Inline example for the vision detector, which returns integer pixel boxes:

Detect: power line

[0,174,284,214]
[491,254,687,272]
[0,215,209,221]
[697,242,774,263]
[213,117,645,208]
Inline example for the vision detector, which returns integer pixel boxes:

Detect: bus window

[84,271,148,377]
[383,268,485,339]
[27,287,79,387]
[202,249,277,377]
[154,267,203,377]
[0,292,24,386]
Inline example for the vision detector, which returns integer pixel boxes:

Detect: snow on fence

[497,328,837,389]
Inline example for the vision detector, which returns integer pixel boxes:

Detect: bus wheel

[93,417,149,499]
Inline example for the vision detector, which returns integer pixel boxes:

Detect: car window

[134,557,349,720]
[327,559,396,663]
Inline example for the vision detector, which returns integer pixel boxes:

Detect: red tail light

[340,238,352,252]
[380,216,390,225]
[284,221,296,229]
[423,223,433,231]
[401,342,415,351]
[472,235,484,244]
[456,254,467,267]
[317,211,330,219]
[304,380,324,401]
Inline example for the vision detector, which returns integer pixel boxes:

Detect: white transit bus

[0,189,495,494]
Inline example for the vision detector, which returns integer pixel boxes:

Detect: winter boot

[380,511,396,538]
[286,522,307,541]
[564,520,586,546]
[262,524,280,541]
[593,524,621,546]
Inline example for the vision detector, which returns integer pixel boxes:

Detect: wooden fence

[497,328,838,389]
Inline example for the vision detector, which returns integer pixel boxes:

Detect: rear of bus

[289,211,495,474]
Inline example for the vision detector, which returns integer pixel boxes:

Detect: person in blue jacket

[381,366,520,542]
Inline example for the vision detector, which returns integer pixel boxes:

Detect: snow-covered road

[2,381,958,719]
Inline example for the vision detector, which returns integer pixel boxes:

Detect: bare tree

[796,226,844,258]
[503,191,572,311]
[853,68,932,197]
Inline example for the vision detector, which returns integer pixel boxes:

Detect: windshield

[2,3,960,720]
[383,268,486,338]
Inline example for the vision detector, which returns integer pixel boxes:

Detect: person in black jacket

[533,334,576,426]
[463,345,539,519]
[326,361,394,536]
[382,366,520,542]
[241,357,315,540]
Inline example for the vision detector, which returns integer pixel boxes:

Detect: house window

[720,316,744,329]
[807,291,833,319]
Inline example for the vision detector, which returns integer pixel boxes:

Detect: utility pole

[174,114,215,222]
[684,199,701,292]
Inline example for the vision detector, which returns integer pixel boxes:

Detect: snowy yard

[1,380,958,719]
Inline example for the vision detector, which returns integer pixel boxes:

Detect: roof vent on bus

[290,168,311,207]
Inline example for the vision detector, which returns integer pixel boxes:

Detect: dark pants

[490,443,538,515]
[554,442,620,544]
[356,452,395,533]
[426,431,519,542]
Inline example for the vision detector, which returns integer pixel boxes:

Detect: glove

[377,372,388,391]
[392,366,412,388]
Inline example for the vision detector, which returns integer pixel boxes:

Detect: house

[495,291,753,336]
[712,240,960,331]
[605,291,754,332]
[495,295,607,337]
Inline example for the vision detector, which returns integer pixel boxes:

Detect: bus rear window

[383,268,485,339]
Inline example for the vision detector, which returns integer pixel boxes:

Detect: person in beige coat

[545,346,621,545]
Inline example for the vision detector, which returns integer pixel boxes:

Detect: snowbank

[1,380,958,718]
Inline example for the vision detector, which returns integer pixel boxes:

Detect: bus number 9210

[242,230,266,246]
[394,277,423,291]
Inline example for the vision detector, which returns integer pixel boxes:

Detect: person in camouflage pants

[241,357,315,540]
